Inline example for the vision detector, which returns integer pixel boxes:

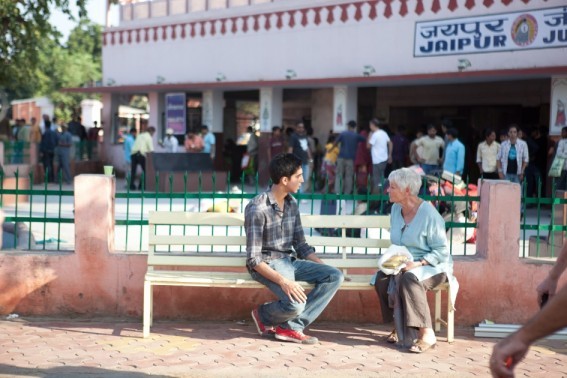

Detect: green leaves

[1,0,103,122]
[0,0,89,109]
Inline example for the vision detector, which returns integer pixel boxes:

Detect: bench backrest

[147,211,391,269]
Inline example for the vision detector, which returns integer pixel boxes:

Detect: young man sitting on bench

[245,153,344,344]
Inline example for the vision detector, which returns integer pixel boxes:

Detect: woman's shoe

[386,330,398,344]
[409,338,436,353]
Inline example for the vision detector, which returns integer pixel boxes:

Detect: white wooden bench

[143,211,454,342]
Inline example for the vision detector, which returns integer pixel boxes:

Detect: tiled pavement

[0,318,566,378]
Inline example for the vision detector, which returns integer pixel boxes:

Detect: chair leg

[143,280,151,338]
[434,289,442,333]
[447,285,455,343]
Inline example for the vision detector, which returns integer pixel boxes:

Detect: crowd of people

[124,124,218,190]
[265,119,563,196]
[0,115,102,184]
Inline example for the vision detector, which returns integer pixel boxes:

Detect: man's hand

[536,276,558,306]
[519,173,524,181]
[490,333,530,378]
[498,172,505,179]
[280,278,307,303]
[387,156,393,164]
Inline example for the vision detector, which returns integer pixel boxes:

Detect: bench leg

[447,286,455,343]
[143,280,151,338]
[434,289,442,333]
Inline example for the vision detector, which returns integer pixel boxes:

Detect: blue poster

[165,93,186,135]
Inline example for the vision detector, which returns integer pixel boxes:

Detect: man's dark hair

[201,125,209,131]
[269,153,302,184]
[446,128,458,138]
[370,118,381,127]
[508,124,519,133]
[483,127,494,139]
[347,120,357,129]
[562,126,567,134]
[130,127,137,134]
[272,126,281,132]
[426,123,437,131]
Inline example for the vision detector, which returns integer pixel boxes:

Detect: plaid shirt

[245,190,314,270]
[497,139,529,175]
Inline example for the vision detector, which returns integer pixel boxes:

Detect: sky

[49,0,120,42]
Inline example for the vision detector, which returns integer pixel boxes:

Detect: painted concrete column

[74,174,115,255]
[148,92,163,151]
[101,93,120,162]
[202,90,224,133]
[476,180,521,262]
[259,88,283,132]
[333,86,357,133]
[257,88,283,184]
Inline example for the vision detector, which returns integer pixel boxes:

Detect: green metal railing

[114,171,479,256]
[520,178,567,258]
[2,140,99,163]
[2,141,31,165]
[0,170,74,251]
[2,169,564,258]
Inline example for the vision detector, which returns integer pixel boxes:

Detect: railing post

[476,180,521,262]
[74,174,116,255]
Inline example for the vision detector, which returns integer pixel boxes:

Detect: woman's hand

[402,261,423,272]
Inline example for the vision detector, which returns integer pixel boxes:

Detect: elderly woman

[374,168,457,353]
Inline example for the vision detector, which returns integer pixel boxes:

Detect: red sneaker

[251,308,275,336]
[274,326,319,344]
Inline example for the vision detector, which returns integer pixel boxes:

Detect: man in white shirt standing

[367,118,392,188]
[160,128,179,153]
[476,128,500,179]
[411,124,444,175]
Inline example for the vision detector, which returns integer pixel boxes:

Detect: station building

[71,0,567,183]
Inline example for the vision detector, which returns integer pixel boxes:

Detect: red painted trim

[368,1,378,20]
[106,0,519,46]
[65,66,567,94]
[384,0,393,18]
[415,0,424,15]
[327,5,335,24]
[399,0,408,17]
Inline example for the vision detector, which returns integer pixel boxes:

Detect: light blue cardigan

[387,201,459,307]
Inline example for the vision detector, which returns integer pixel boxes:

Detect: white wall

[103,0,567,86]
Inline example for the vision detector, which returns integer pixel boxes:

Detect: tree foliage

[0,0,89,118]
[0,0,102,120]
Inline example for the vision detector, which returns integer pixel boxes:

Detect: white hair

[388,168,422,196]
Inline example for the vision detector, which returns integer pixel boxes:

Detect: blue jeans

[421,164,439,175]
[250,257,344,331]
[505,173,520,183]
[300,163,311,193]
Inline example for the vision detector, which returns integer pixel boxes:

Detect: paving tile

[2,319,567,377]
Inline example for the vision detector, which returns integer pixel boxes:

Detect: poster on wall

[550,77,567,136]
[414,6,567,57]
[333,87,346,133]
[165,93,186,135]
